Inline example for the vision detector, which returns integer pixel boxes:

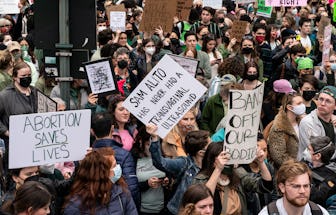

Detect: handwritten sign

[176,0,193,21]
[140,0,177,33]
[265,0,307,7]
[0,0,19,14]
[84,58,117,95]
[231,21,248,43]
[235,0,256,3]
[224,84,264,165]
[123,55,207,138]
[167,54,199,77]
[322,25,332,66]
[9,110,91,169]
[202,0,222,9]
[37,90,57,113]
[105,4,125,26]
[110,11,126,32]
[256,0,273,18]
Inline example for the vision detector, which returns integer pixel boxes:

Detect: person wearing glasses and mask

[259,160,329,215]
[301,136,336,208]
[298,86,336,161]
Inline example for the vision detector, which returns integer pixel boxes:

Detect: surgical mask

[292,8,298,16]
[290,103,306,115]
[245,74,258,81]
[331,63,336,70]
[302,90,317,101]
[255,35,265,44]
[21,45,28,52]
[19,76,32,88]
[302,148,312,163]
[241,47,253,54]
[145,47,156,55]
[117,59,128,69]
[39,164,55,174]
[218,18,225,23]
[97,26,107,32]
[218,178,230,186]
[110,164,122,183]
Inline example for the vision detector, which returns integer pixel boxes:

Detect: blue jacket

[63,184,138,215]
[93,139,140,206]
[149,140,200,215]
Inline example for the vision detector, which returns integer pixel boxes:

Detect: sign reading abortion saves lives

[9,110,91,169]
[224,84,264,165]
[123,55,207,138]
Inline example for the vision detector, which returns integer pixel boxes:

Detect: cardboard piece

[123,55,207,138]
[231,21,248,43]
[224,84,264,165]
[9,110,91,169]
[139,0,177,33]
[176,0,193,21]
[105,4,125,25]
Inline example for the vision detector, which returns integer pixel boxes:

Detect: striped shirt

[190,21,222,39]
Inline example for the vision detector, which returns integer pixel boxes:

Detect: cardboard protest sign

[0,0,20,14]
[256,0,273,18]
[202,0,222,9]
[231,21,248,43]
[167,53,199,77]
[235,0,256,3]
[176,0,193,21]
[36,90,57,113]
[322,25,332,65]
[84,58,118,96]
[224,84,264,165]
[123,55,207,138]
[110,11,126,32]
[265,0,307,7]
[140,0,177,33]
[105,4,125,26]
[9,110,91,169]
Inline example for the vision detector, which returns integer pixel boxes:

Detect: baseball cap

[6,41,21,52]
[320,86,336,100]
[220,74,237,86]
[297,57,313,70]
[273,79,296,94]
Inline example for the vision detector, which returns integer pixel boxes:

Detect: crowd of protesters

[1,0,336,214]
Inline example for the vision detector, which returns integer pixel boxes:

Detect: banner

[123,55,207,138]
[0,0,20,14]
[9,110,91,169]
[265,0,307,7]
[256,0,273,18]
[224,84,264,165]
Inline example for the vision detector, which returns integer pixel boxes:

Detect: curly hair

[217,57,244,77]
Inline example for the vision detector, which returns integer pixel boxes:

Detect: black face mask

[218,18,225,23]
[125,30,133,37]
[19,76,32,88]
[302,90,317,101]
[117,60,128,69]
[201,34,208,40]
[241,47,253,54]
[170,38,179,45]
[245,74,258,81]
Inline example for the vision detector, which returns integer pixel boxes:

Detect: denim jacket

[149,140,200,215]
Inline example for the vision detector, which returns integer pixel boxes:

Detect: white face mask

[3,40,12,46]
[218,178,230,186]
[302,148,312,163]
[290,103,306,115]
[292,8,298,16]
[97,26,107,32]
[145,47,156,55]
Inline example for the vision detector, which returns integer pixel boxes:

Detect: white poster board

[37,90,57,113]
[322,25,332,66]
[9,110,91,169]
[109,11,126,32]
[224,84,264,165]
[123,55,207,138]
[202,0,222,9]
[167,54,199,77]
[0,0,20,14]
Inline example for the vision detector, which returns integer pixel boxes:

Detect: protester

[0,50,13,92]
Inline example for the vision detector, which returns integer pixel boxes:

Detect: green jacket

[0,71,12,92]
[200,93,224,135]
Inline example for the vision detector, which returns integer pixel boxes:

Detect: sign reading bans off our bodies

[224,84,264,165]
[123,55,207,138]
[9,110,91,169]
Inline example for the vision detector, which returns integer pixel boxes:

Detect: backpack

[267,200,323,215]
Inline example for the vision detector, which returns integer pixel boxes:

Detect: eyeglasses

[317,97,334,106]
[286,183,312,190]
